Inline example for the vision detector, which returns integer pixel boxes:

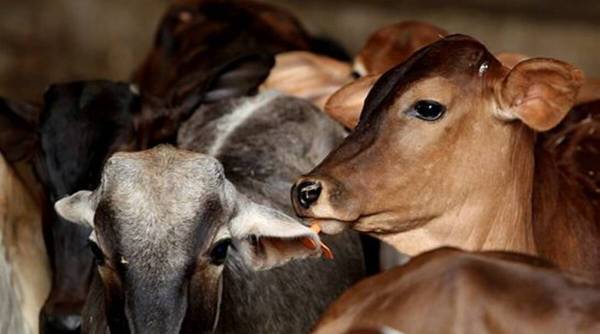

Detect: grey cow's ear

[54,190,96,228]
[229,195,323,271]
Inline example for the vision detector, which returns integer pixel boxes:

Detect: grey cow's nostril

[297,181,322,209]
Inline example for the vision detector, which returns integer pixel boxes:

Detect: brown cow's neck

[380,124,600,279]
[532,146,600,279]
[380,124,537,257]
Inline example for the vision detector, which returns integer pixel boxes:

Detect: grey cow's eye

[88,240,106,266]
[408,100,446,121]
[210,238,232,266]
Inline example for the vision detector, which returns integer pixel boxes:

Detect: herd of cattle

[1,0,599,333]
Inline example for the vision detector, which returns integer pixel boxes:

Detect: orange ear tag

[307,223,334,259]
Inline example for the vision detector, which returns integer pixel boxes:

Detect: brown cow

[327,21,447,128]
[291,34,600,279]
[258,21,446,124]
[354,21,447,77]
[540,99,600,208]
[328,51,599,129]
[314,247,600,334]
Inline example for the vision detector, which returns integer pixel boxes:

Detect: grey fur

[179,93,364,333]
[78,92,364,333]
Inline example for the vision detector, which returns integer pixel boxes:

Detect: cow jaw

[309,219,349,235]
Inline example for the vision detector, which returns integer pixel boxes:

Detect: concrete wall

[0,0,598,102]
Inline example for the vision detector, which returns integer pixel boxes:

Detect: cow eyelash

[209,238,232,266]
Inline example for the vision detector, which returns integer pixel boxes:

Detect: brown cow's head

[325,21,447,128]
[133,0,310,101]
[55,146,323,333]
[292,35,583,241]
[354,21,447,76]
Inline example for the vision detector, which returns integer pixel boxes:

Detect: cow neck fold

[380,123,537,257]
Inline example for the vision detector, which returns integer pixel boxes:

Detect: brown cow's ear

[260,51,353,109]
[324,74,381,129]
[497,58,584,131]
[355,21,447,75]
[228,184,323,270]
[0,98,40,162]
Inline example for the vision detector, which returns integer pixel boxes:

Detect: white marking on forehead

[207,91,280,156]
[478,61,489,77]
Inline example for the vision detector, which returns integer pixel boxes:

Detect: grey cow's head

[54,145,323,333]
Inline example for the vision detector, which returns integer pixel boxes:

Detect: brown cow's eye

[409,100,446,121]
[88,240,105,266]
[210,238,232,266]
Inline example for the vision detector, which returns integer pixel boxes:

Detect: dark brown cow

[292,34,600,279]
[539,99,600,214]
[314,247,600,334]
[133,0,314,104]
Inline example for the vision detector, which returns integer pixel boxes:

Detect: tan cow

[314,247,600,334]
[291,34,600,279]
[0,153,51,334]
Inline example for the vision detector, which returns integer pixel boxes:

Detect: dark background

[1,0,598,102]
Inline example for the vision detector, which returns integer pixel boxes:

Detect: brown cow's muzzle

[291,175,358,235]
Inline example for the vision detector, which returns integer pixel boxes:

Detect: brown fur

[355,21,447,76]
[314,248,600,334]
[133,0,311,100]
[293,35,599,279]
[0,154,51,334]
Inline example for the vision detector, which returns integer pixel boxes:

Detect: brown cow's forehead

[359,34,502,125]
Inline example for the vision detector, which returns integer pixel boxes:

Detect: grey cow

[55,92,366,333]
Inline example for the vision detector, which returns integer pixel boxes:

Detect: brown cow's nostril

[296,181,322,209]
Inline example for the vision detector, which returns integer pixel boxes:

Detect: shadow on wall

[0,0,599,102]
[0,0,168,102]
